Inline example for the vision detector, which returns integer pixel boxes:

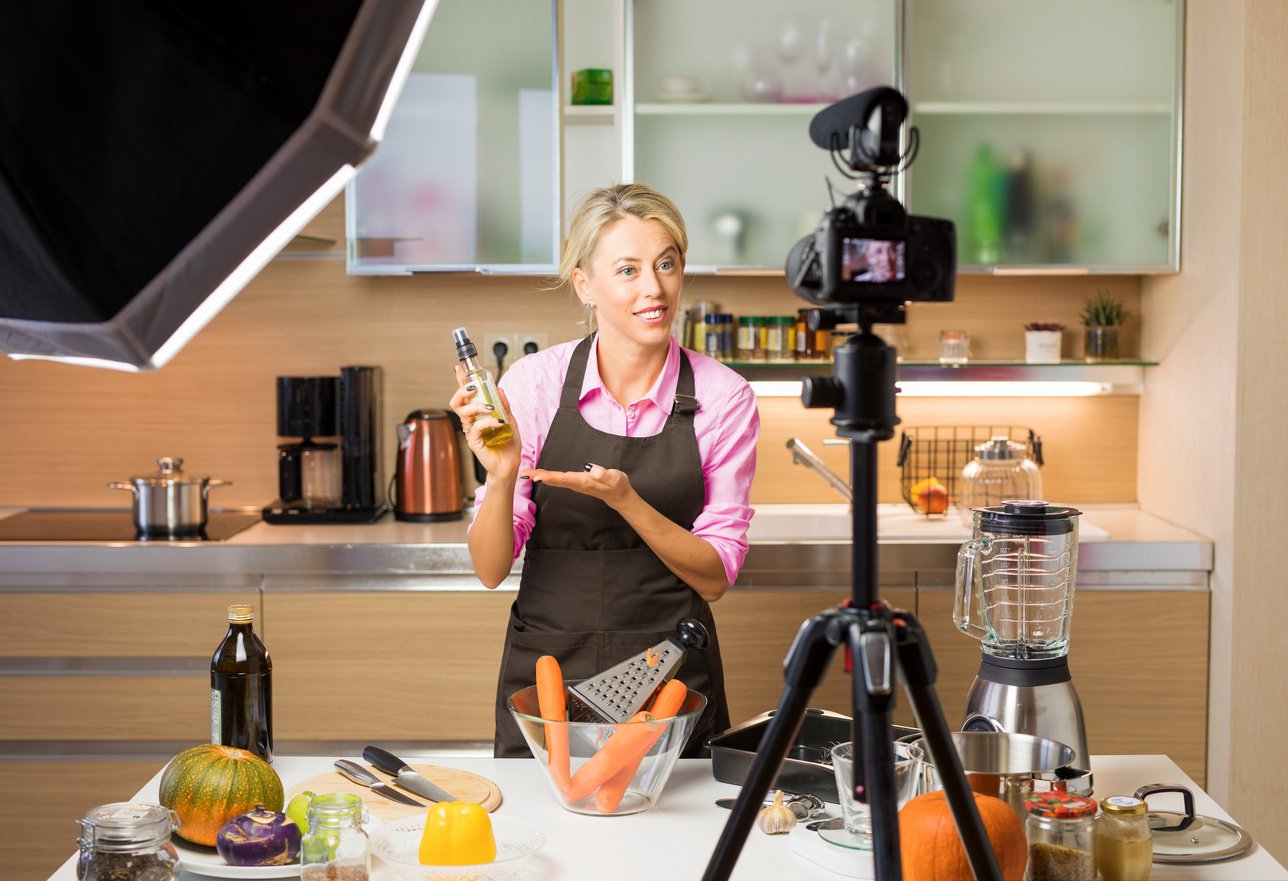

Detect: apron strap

[558,333,701,421]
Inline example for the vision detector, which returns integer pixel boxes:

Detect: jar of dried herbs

[76,802,179,881]
[1025,790,1098,881]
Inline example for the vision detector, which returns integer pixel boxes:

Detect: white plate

[175,816,383,879]
[371,814,546,881]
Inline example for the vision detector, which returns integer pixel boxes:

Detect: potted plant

[1023,322,1065,363]
[1080,291,1130,361]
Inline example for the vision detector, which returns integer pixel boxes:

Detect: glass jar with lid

[1025,791,1098,881]
[1096,796,1152,880]
[76,802,180,881]
[301,793,370,881]
[958,436,1044,527]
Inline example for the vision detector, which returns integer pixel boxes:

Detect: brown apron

[492,334,730,757]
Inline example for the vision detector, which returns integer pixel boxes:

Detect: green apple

[285,791,316,833]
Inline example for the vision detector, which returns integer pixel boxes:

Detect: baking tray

[709,707,920,804]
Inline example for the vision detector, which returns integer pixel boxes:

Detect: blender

[954,500,1091,793]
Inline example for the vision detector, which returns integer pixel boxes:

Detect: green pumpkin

[159,744,284,846]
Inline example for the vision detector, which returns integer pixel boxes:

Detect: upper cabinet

[624,0,898,271]
[903,0,1183,273]
[345,0,559,274]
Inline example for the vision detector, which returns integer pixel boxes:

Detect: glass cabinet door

[903,0,1182,272]
[346,0,558,274]
[627,0,898,271]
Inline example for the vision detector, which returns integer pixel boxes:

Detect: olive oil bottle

[452,326,513,447]
[210,603,273,762]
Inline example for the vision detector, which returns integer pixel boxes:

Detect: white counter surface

[44,754,1284,881]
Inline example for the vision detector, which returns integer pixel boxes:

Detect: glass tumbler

[828,742,918,848]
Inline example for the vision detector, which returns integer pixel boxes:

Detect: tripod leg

[895,611,1003,881]
[702,612,841,881]
[848,616,903,880]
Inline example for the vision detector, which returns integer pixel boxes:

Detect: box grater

[566,617,709,723]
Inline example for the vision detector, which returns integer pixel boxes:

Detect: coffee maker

[263,366,387,524]
[954,500,1092,793]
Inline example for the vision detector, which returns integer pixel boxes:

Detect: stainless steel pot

[108,457,230,535]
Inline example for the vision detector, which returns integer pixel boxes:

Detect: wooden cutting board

[286,763,503,824]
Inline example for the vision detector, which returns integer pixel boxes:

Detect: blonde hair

[558,183,688,291]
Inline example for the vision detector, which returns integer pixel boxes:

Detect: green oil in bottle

[452,327,513,448]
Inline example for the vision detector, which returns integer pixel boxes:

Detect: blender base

[963,655,1093,794]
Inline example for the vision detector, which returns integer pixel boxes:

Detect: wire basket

[896,426,1044,516]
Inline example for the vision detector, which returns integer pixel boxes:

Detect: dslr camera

[786,86,955,308]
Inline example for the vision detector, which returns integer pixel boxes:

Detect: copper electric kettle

[393,409,463,521]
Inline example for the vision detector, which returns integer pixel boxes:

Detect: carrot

[594,680,689,812]
[563,711,661,803]
[535,655,570,792]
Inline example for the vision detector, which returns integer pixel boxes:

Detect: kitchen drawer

[0,759,161,881]
[918,588,1209,786]
[267,591,514,741]
[712,587,918,730]
[0,676,210,740]
[0,591,258,657]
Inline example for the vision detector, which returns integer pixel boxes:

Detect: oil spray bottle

[452,327,513,447]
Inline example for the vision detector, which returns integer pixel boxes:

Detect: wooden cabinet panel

[0,591,258,657]
[918,588,1209,786]
[0,760,160,881]
[0,677,209,740]
[713,588,918,730]
[267,592,514,741]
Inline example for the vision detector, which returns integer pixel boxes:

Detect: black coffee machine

[263,366,387,524]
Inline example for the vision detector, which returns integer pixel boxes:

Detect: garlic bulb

[756,790,798,834]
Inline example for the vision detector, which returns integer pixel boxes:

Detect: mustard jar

[76,802,179,881]
[1025,790,1098,881]
[1096,796,1152,880]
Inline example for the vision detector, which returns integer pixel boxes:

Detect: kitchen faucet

[786,438,852,504]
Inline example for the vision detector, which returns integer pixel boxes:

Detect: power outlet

[482,331,548,374]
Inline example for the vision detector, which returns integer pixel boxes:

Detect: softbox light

[0,0,436,370]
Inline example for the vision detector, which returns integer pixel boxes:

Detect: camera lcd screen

[841,237,906,284]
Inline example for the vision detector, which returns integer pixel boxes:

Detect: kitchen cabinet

[0,584,259,881]
[345,0,559,274]
[917,584,1209,786]
[567,0,1182,274]
[904,0,1183,272]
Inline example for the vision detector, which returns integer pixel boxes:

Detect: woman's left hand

[521,462,635,510]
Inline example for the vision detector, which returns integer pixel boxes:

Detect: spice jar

[1025,791,1098,881]
[1096,796,1152,881]
[736,316,765,361]
[301,793,370,881]
[76,802,179,881]
[765,316,794,360]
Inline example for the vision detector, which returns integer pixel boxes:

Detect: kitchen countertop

[0,504,1212,586]
[42,754,1286,881]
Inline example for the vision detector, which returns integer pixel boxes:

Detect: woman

[449,183,759,757]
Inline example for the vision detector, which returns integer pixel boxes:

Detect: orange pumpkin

[158,744,283,846]
[898,790,1027,881]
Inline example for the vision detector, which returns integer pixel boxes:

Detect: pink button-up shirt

[472,336,759,585]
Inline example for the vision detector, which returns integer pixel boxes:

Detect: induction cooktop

[0,509,262,542]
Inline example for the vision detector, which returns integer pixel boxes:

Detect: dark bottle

[211,603,273,762]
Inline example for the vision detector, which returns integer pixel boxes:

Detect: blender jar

[958,436,1043,527]
[954,501,1081,661]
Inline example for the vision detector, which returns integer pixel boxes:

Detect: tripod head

[798,305,902,443]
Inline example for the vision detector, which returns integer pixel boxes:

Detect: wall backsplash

[0,204,1140,511]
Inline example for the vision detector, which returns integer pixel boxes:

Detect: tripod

[702,308,1002,881]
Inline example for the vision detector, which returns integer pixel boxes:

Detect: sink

[747,504,1108,543]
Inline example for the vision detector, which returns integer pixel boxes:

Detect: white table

[46,755,1287,881]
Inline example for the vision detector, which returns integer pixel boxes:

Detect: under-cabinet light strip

[749,381,1110,398]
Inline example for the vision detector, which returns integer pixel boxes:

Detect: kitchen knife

[362,746,460,803]
[333,759,427,807]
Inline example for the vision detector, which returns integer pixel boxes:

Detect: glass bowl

[369,814,545,881]
[506,685,706,816]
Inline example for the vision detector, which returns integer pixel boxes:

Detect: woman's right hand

[449,364,523,481]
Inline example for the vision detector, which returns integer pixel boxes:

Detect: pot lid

[129,456,209,485]
[1147,812,1253,864]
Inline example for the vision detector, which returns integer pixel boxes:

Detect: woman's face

[574,215,683,352]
